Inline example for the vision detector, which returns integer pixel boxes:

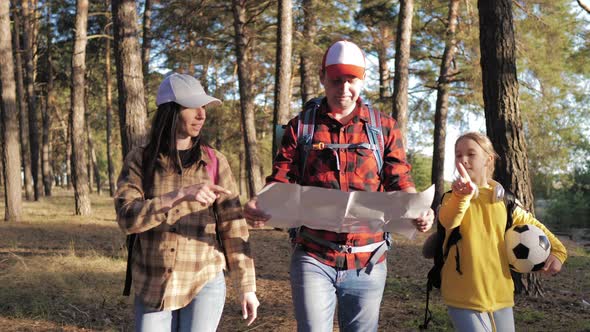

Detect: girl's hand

[452,162,477,196]
[541,254,563,276]
[178,183,232,206]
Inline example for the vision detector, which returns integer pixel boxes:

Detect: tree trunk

[141,0,152,101]
[70,0,91,215]
[299,0,318,107]
[391,0,414,147]
[232,0,263,197]
[478,0,539,295]
[111,0,148,158]
[0,0,23,221]
[431,0,460,207]
[86,117,101,194]
[104,5,116,197]
[21,0,42,200]
[11,8,34,200]
[41,92,52,196]
[272,0,293,158]
[43,1,54,196]
[377,42,390,101]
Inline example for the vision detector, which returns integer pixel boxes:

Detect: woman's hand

[240,291,260,326]
[452,162,477,196]
[243,197,271,227]
[178,183,232,206]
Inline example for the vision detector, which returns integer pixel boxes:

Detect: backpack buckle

[312,142,325,150]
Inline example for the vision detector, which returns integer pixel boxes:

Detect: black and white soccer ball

[505,224,551,273]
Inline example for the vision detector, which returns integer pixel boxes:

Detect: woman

[115,73,259,332]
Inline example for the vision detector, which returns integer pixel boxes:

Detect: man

[244,40,433,332]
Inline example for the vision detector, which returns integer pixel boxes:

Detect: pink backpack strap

[204,146,219,185]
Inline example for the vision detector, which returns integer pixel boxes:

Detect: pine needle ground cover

[0,189,588,331]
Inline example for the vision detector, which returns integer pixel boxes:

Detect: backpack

[122,146,219,296]
[295,97,384,177]
[419,187,517,329]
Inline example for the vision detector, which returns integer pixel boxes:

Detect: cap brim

[326,65,365,79]
[176,95,222,109]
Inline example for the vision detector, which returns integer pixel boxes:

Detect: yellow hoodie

[438,180,567,312]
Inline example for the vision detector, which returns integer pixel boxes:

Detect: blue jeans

[134,272,226,332]
[290,247,387,332]
[448,306,515,332]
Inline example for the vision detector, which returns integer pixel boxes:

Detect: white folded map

[256,183,435,239]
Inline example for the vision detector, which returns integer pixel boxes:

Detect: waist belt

[298,229,390,274]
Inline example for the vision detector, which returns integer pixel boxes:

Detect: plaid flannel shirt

[267,98,414,269]
[115,146,256,311]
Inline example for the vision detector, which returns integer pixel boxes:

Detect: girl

[115,73,259,332]
[438,132,567,332]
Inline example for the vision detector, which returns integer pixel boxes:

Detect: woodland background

[0,0,589,331]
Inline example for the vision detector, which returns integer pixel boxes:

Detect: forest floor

[0,189,589,331]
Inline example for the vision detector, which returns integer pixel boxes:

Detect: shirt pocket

[302,149,337,179]
[352,149,380,187]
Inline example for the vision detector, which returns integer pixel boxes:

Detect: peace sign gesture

[452,162,477,196]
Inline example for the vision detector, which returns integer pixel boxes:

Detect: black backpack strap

[123,233,137,296]
[503,189,516,230]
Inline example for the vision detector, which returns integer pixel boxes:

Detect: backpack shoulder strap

[503,188,516,230]
[204,146,219,185]
[364,103,384,173]
[297,97,322,177]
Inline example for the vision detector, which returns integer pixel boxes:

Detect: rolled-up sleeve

[114,148,168,234]
[214,153,256,294]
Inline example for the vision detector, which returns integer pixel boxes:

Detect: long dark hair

[142,102,184,196]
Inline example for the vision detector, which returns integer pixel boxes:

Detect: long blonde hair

[456,132,499,181]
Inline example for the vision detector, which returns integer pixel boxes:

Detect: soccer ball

[505,224,551,273]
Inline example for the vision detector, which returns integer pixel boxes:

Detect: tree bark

[432,0,460,207]
[11,7,34,200]
[272,0,293,157]
[43,0,54,196]
[70,0,91,215]
[21,0,42,200]
[111,0,147,158]
[232,0,263,197]
[478,0,539,295]
[299,0,319,107]
[141,0,152,100]
[104,2,116,196]
[87,118,101,194]
[391,0,414,147]
[0,0,23,221]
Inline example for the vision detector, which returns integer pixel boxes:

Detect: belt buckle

[344,245,352,254]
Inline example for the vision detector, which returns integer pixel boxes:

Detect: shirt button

[170,227,177,233]
[175,209,180,213]
[170,248,175,252]
[167,268,173,273]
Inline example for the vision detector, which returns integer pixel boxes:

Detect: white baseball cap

[321,40,366,79]
[156,73,221,108]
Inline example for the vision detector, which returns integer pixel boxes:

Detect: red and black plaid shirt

[267,97,414,269]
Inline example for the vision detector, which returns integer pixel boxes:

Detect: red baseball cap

[321,40,366,79]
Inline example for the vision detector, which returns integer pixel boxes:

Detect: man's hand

[240,292,260,326]
[413,208,434,233]
[243,198,271,227]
